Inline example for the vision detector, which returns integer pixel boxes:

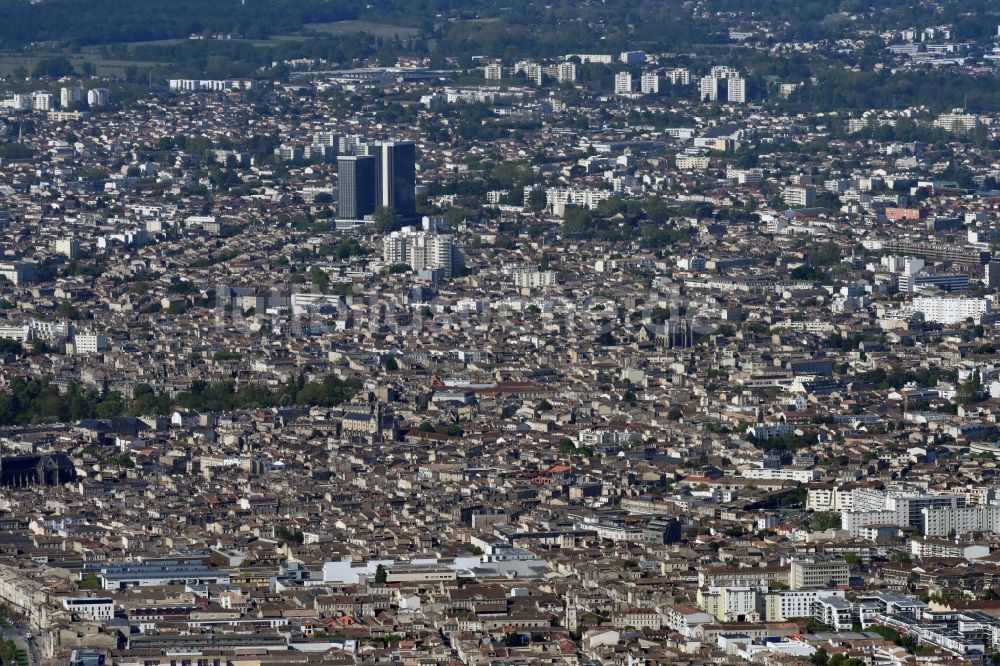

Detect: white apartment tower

[699,76,718,101]
[382,228,459,277]
[31,91,53,111]
[55,238,80,259]
[614,71,633,95]
[667,68,691,85]
[87,88,110,107]
[60,86,84,108]
[523,63,543,85]
[556,62,578,83]
[640,72,660,94]
[711,65,740,79]
[728,77,747,103]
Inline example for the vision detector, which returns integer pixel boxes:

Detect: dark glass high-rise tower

[337,155,377,220]
[376,141,416,219]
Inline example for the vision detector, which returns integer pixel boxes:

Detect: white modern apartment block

[842,489,967,535]
[676,153,710,170]
[543,187,613,211]
[514,61,543,85]
[619,51,646,64]
[29,320,70,340]
[699,76,718,101]
[168,79,253,92]
[910,537,990,560]
[0,326,30,342]
[55,238,81,259]
[789,561,850,589]
[711,65,740,79]
[7,94,32,110]
[698,586,758,622]
[568,54,613,64]
[31,91,53,111]
[556,62,577,83]
[781,185,816,208]
[60,86,84,108]
[813,596,854,630]
[484,62,503,80]
[87,88,110,107]
[933,112,979,132]
[667,68,691,85]
[290,293,344,316]
[505,265,558,289]
[728,77,747,103]
[769,589,846,621]
[382,228,458,277]
[63,597,114,621]
[0,262,35,285]
[73,333,110,355]
[922,505,1000,537]
[614,71,633,95]
[640,71,659,94]
[912,296,991,325]
[807,485,856,512]
[898,271,968,293]
[742,467,819,483]
[526,63,544,85]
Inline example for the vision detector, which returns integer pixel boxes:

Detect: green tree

[374,206,401,232]
[0,339,24,356]
[528,188,547,211]
[58,301,83,320]
[957,369,982,406]
[78,572,101,590]
[811,512,842,531]
[374,564,387,584]
[33,56,75,78]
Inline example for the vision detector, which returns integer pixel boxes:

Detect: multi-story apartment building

[382,228,459,277]
[789,561,850,589]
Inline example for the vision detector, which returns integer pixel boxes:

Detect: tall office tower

[987,261,1000,290]
[699,76,718,101]
[376,141,417,219]
[337,155,378,220]
[727,77,747,103]
[614,71,633,95]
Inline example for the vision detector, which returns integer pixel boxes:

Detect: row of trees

[783,67,1000,115]
[0,374,358,426]
[561,197,694,247]
[0,0,358,47]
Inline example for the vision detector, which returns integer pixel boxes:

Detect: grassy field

[0,21,420,79]
[304,21,419,39]
[0,53,163,77]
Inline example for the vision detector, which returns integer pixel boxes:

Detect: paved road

[2,621,38,666]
